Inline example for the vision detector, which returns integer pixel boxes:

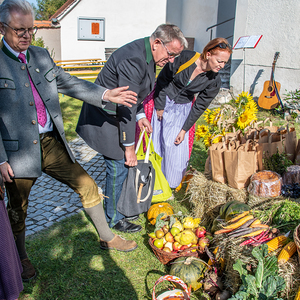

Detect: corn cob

[294,285,300,300]
[277,241,297,263]
[222,215,254,230]
[266,235,288,253]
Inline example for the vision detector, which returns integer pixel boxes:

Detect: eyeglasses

[209,42,232,51]
[2,22,37,37]
[160,40,181,59]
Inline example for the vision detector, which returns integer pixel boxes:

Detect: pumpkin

[147,202,174,225]
[219,200,250,222]
[169,257,208,291]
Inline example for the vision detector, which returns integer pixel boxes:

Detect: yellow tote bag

[136,131,172,202]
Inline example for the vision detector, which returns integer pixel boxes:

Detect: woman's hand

[174,130,186,145]
[156,109,164,121]
[137,117,152,134]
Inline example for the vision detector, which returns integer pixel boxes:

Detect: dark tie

[18,53,47,127]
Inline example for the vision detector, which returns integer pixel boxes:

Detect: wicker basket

[293,224,300,261]
[149,238,199,265]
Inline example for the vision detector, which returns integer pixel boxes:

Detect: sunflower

[237,110,254,129]
[203,134,212,148]
[244,99,258,115]
[203,109,211,124]
[235,91,253,104]
[211,134,223,144]
[195,125,209,140]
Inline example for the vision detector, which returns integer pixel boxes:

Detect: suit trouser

[103,156,128,228]
[6,134,101,236]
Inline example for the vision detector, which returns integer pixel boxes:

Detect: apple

[198,237,209,253]
[173,241,182,251]
[170,227,180,237]
[180,245,190,251]
[165,232,174,243]
[163,247,172,253]
[153,238,164,249]
[195,226,206,238]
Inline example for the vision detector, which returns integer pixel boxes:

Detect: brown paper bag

[224,140,258,189]
[257,132,285,170]
[209,140,227,184]
[204,153,212,180]
[283,124,297,163]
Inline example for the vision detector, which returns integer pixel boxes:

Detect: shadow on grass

[20,213,138,300]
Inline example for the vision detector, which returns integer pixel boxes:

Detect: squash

[147,203,174,225]
[169,256,208,291]
[219,200,250,222]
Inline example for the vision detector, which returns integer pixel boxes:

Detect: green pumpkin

[169,257,208,291]
[219,200,250,221]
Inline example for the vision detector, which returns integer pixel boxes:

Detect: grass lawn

[19,91,298,299]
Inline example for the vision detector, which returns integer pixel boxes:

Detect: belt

[39,131,54,140]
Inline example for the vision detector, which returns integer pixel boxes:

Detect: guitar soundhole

[267,86,273,92]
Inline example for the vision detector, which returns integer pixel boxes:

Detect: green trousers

[6,134,101,236]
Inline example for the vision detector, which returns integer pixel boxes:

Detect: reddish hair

[201,37,232,60]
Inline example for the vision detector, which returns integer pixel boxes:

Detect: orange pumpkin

[147,203,174,225]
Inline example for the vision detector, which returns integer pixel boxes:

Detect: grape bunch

[281,183,300,198]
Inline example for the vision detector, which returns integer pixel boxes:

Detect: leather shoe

[112,219,142,233]
[100,234,137,252]
[21,258,37,282]
[125,215,139,221]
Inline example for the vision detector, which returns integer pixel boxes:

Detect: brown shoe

[100,234,138,252]
[21,258,37,282]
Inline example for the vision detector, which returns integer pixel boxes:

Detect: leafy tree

[34,0,68,20]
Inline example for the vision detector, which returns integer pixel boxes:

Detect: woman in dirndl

[0,195,23,300]
[152,38,232,188]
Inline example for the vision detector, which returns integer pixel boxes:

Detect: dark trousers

[6,134,101,236]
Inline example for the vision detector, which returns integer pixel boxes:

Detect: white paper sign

[233,35,263,49]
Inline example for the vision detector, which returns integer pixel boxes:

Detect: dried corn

[222,215,254,230]
[266,235,288,253]
[277,241,297,263]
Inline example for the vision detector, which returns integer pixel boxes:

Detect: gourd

[147,203,174,225]
[219,201,250,222]
[169,256,208,291]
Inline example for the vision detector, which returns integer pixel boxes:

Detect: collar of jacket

[1,40,30,63]
[144,37,153,64]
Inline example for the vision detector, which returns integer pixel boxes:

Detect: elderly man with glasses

[0,0,139,282]
[76,24,187,233]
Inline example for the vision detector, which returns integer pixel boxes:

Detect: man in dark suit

[76,24,187,233]
[0,0,139,282]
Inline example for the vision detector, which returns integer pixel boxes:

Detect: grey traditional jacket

[0,43,106,178]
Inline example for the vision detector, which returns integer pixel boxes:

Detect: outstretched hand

[104,86,137,107]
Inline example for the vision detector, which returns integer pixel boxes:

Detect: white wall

[35,28,61,60]
[231,0,300,98]
[166,0,219,52]
[59,0,167,60]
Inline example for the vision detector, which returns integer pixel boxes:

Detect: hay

[278,256,300,299]
[187,172,247,226]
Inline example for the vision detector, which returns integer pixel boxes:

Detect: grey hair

[0,0,34,24]
[151,24,188,49]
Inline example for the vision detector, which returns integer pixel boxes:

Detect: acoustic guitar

[258,52,282,110]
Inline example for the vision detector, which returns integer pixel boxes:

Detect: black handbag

[117,131,155,217]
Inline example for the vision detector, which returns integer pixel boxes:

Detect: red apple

[173,241,182,251]
[195,226,206,238]
[180,245,190,251]
[198,237,209,253]
[165,232,174,243]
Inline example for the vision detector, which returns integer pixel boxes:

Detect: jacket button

[33,140,38,144]
[36,68,40,73]
[21,66,26,70]
[29,101,34,106]
[25,83,30,87]
[4,83,8,87]
[32,120,36,125]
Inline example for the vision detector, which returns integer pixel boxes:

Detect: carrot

[214,228,234,235]
[222,215,254,230]
[228,211,250,224]
[241,229,266,238]
[250,224,269,229]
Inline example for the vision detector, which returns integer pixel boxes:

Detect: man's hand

[174,129,186,145]
[0,162,14,183]
[124,145,138,167]
[156,109,164,120]
[138,118,153,134]
[104,86,137,107]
